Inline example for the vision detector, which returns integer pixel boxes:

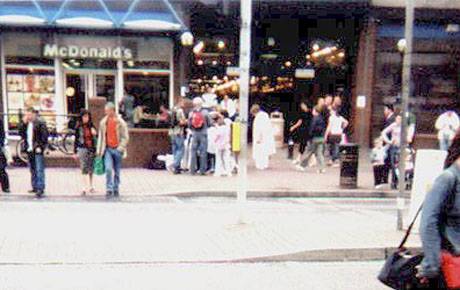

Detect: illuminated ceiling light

[212,60,218,66]
[212,75,218,81]
[324,47,332,54]
[223,76,229,81]
[285,61,292,67]
[226,61,232,66]
[306,55,311,60]
[197,79,202,84]
[313,43,320,51]
[338,52,345,58]
[217,40,226,49]
[197,59,204,66]
[180,31,194,46]
[193,41,205,54]
[250,76,256,85]
[267,37,275,47]
[127,60,134,67]
[397,38,407,53]
[332,46,338,51]
[312,52,320,58]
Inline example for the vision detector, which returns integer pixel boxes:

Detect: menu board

[6,74,56,111]
[6,73,56,129]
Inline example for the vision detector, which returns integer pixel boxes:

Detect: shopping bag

[441,251,460,289]
[93,157,105,176]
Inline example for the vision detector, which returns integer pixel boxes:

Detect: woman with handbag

[419,131,460,289]
[73,109,97,195]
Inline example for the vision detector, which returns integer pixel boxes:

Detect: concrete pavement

[3,148,399,199]
[0,198,420,265]
[0,262,388,290]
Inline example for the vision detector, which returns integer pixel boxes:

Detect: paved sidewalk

[4,148,396,198]
[0,198,419,264]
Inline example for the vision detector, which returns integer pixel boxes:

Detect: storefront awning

[0,0,184,31]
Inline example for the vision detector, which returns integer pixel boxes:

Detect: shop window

[374,35,460,135]
[123,73,170,129]
[5,68,56,131]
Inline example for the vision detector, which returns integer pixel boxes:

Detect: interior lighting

[193,41,205,55]
[313,43,320,51]
[217,40,226,49]
[197,59,204,66]
[212,60,218,66]
[285,61,292,67]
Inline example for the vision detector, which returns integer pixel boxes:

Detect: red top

[106,117,119,148]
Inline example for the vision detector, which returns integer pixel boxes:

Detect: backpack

[191,110,205,129]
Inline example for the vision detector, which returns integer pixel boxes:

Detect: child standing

[214,115,232,177]
[371,137,387,189]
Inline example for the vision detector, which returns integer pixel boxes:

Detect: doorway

[64,71,116,115]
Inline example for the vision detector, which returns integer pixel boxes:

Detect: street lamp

[180,31,194,46]
[397,38,407,53]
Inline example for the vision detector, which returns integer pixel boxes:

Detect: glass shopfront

[373,22,460,136]
[1,32,174,133]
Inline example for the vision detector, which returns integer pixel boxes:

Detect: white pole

[237,0,252,203]
[397,0,414,231]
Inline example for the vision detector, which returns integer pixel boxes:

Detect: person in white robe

[251,105,276,170]
[220,95,236,118]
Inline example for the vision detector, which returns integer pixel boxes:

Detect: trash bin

[270,111,285,148]
[339,144,359,189]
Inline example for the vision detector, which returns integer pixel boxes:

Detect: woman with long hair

[73,109,97,195]
[418,129,460,288]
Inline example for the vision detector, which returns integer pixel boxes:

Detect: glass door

[65,72,88,115]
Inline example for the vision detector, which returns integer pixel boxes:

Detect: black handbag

[378,205,426,290]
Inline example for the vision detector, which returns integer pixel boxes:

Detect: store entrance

[64,71,116,115]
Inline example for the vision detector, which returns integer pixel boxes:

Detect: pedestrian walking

[381,115,415,189]
[418,132,460,289]
[169,99,187,174]
[0,117,10,193]
[19,108,48,197]
[435,110,459,151]
[73,109,97,195]
[188,97,211,175]
[381,104,396,184]
[214,115,232,177]
[290,101,312,165]
[296,105,327,173]
[96,102,130,198]
[251,104,276,170]
[370,137,387,189]
[325,110,348,167]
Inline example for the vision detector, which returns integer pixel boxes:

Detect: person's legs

[0,152,9,192]
[299,143,315,168]
[28,152,37,191]
[104,150,114,193]
[34,154,45,193]
[331,141,340,162]
[112,149,122,195]
[390,146,400,189]
[315,140,325,171]
[214,149,223,176]
[173,135,185,171]
[198,134,208,174]
[190,134,199,174]
[223,149,232,175]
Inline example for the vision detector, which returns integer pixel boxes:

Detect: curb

[0,247,423,265]
[0,190,408,202]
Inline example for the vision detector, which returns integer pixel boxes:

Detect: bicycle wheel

[16,140,28,164]
[60,133,75,155]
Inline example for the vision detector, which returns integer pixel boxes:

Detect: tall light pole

[397,0,414,231]
[237,0,252,204]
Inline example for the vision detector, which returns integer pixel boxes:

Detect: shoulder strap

[398,203,423,249]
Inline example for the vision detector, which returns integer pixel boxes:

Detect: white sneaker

[292,159,300,165]
[317,169,326,174]
[296,165,306,172]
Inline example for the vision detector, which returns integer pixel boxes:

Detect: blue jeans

[28,153,45,191]
[171,135,185,171]
[190,132,208,174]
[104,148,122,192]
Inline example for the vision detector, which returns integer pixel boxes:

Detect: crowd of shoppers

[292,95,349,174]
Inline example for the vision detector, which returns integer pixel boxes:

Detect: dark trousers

[373,164,386,186]
[0,152,9,191]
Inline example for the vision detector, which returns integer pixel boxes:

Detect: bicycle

[16,127,75,164]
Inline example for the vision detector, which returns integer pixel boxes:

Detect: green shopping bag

[93,157,105,176]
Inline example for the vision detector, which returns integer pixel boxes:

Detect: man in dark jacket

[296,106,327,173]
[382,104,396,185]
[0,117,10,193]
[19,108,48,197]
